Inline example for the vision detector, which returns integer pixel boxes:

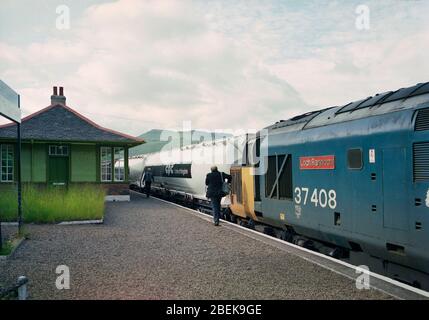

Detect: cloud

[0,0,307,133]
[2,0,428,132]
[265,1,429,107]
[271,29,429,107]
[201,0,429,108]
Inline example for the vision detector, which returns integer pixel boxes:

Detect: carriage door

[382,147,409,232]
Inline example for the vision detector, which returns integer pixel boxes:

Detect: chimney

[51,86,66,105]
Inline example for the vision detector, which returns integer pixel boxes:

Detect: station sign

[299,155,335,170]
[0,80,21,123]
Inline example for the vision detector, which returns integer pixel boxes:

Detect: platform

[0,192,424,299]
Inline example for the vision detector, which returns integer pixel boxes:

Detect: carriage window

[265,154,293,199]
[347,148,363,169]
[231,170,243,204]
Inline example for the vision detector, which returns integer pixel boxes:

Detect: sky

[1,0,429,136]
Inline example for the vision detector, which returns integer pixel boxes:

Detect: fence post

[17,117,23,234]
[17,276,28,300]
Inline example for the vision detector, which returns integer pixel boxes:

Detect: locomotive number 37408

[294,187,337,209]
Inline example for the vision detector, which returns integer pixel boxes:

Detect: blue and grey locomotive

[230,82,429,289]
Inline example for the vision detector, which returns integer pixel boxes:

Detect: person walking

[142,168,154,198]
[205,166,231,226]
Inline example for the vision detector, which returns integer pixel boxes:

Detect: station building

[0,86,144,200]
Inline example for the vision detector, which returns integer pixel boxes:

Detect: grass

[0,184,105,223]
[0,240,13,256]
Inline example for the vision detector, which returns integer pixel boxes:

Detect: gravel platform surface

[0,193,392,299]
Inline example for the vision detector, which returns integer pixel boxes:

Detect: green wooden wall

[21,144,46,182]
[21,144,32,181]
[71,144,96,182]
[2,142,130,185]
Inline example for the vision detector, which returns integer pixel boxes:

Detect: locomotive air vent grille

[413,142,429,182]
[415,108,429,131]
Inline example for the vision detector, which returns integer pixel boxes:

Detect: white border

[105,195,130,202]
[57,219,103,225]
[1,219,103,226]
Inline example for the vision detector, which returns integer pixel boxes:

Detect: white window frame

[0,144,14,182]
[49,145,69,156]
[114,147,125,182]
[100,146,112,182]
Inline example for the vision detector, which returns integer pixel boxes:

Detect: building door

[48,145,69,186]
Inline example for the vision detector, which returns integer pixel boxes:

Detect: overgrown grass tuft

[0,241,13,256]
[0,184,105,223]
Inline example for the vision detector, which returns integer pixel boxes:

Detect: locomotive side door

[382,147,410,241]
[349,147,383,237]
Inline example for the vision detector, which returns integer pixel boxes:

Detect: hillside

[129,129,233,156]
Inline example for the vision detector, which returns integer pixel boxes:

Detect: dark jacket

[205,170,231,199]
[142,171,154,183]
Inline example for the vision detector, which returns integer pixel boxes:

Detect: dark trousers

[211,196,222,224]
[144,182,152,197]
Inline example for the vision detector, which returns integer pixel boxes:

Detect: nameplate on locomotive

[299,155,335,170]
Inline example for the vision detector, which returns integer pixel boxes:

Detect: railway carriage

[230,82,429,288]
[129,136,244,211]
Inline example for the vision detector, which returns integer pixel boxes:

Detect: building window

[265,154,293,199]
[101,147,112,182]
[1,144,14,182]
[49,145,69,156]
[347,148,363,169]
[114,147,125,182]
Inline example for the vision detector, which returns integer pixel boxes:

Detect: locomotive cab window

[254,136,261,201]
[265,154,293,200]
[347,148,363,169]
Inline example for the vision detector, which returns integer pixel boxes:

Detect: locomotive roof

[267,81,429,132]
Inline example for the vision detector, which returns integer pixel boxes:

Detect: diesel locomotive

[130,82,429,289]
[230,81,429,289]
